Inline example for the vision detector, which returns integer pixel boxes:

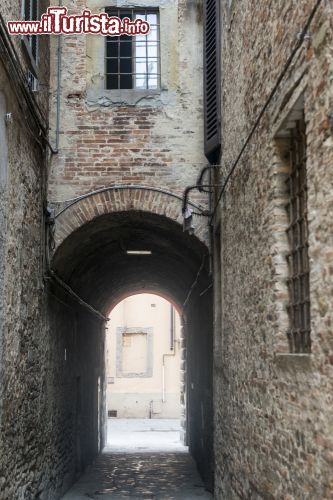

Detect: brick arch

[52,186,209,251]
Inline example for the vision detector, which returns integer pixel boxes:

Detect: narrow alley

[0,0,333,499]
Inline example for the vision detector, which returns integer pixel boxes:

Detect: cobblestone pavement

[62,451,213,499]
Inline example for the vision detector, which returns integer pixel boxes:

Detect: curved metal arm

[52,184,207,219]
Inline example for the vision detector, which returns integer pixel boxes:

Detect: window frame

[285,118,311,353]
[104,7,160,91]
[116,327,153,378]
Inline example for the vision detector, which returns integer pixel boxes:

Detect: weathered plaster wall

[106,294,182,419]
[214,1,333,498]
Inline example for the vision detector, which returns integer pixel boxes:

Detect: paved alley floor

[62,419,212,499]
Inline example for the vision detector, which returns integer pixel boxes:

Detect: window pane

[119,40,132,58]
[148,27,158,41]
[135,61,147,74]
[24,0,31,20]
[119,10,132,20]
[135,57,148,65]
[135,35,146,43]
[31,0,38,20]
[147,59,158,74]
[147,13,157,24]
[31,35,37,60]
[135,43,146,58]
[120,74,133,89]
[106,74,118,89]
[106,59,118,74]
[107,35,119,42]
[148,76,158,89]
[120,58,132,73]
[106,42,118,58]
[135,75,147,89]
[147,43,158,58]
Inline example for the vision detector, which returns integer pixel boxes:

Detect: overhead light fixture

[126,250,152,255]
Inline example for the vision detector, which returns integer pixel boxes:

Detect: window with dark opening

[23,0,39,63]
[22,0,39,90]
[105,8,160,90]
[286,117,311,353]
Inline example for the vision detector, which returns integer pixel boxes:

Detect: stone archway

[46,201,214,494]
[50,185,209,254]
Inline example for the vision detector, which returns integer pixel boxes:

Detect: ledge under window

[86,88,170,107]
[274,353,313,373]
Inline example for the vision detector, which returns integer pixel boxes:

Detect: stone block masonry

[214,1,333,498]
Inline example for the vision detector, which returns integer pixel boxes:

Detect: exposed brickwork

[52,187,208,252]
[214,1,333,498]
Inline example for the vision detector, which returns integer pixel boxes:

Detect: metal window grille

[105,8,160,90]
[286,118,311,353]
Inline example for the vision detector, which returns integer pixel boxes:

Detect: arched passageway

[47,209,214,495]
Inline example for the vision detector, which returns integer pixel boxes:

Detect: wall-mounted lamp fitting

[4,113,12,125]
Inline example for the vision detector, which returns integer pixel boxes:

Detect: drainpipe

[170,304,174,350]
[162,305,176,403]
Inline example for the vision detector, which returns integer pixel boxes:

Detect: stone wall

[0,3,106,497]
[0,50,49,497]
[214,1,333,498]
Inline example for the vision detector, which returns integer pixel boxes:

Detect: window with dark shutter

[204,0,221,162]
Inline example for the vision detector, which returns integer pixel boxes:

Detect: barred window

[23,0,39,64]
[22,0,39,90]
[285,117,311,353]
[105,8,160,90]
